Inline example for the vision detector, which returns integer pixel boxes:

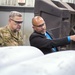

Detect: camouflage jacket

[0,25,23,46]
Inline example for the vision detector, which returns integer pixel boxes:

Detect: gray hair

[9,11,22,19]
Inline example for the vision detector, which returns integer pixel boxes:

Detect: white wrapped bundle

[0,50,75,75]
[0,46,44,68]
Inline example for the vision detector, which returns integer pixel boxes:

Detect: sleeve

[0,33,4,46]
[18,31,23,45]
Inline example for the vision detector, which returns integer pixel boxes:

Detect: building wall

[0,0,74,46]
[0,0,35,7]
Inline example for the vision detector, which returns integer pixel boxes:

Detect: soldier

[0,11,23,46]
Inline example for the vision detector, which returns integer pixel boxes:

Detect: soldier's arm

[0,36,3,46]
[19,30,24,45]
[0,30,4,46]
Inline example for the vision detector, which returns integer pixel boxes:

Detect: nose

[17,24,21,29]
[41,25,45,29]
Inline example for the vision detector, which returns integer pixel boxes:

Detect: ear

[9,18,11,22]
[32,26,36,30]
[32,26,34,28]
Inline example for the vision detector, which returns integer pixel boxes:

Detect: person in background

[29,16,75,54]
[0,11,23,46]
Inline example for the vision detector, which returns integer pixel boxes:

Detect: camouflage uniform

[0,25,23,46]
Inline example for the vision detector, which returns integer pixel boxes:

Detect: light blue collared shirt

[67,36,71,43]
[45,32,57,52]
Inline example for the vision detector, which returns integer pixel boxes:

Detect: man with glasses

[0,11,23,46]
[29,16,75,54]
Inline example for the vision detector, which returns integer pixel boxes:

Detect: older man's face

[9,16,23,32]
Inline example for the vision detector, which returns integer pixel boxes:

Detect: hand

[70,35,75,41]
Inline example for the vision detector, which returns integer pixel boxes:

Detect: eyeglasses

[34,23,45,27]
[11,19,23,24]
